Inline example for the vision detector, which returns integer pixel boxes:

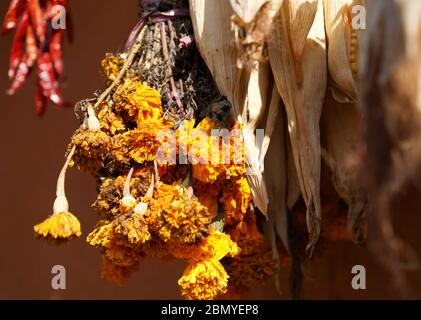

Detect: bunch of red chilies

[2,0,68,115]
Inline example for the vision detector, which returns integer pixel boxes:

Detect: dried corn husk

[269,0,326,255]
[264,93,288,252]
[238,63,272,131]
[321,92,366,242]
[229,0,271,23]
[189,0,238,109]
[230,0,283,65]
[323,0,361,102]
[189,0,269,216]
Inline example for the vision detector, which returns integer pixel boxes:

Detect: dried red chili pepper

[2,0,69,115]
[27,0,46,44]
[50,30,63,75]
[1,0,26,34]
[8,11,29,79]
[35,83,47,116]
[7,53,30,95]
[37,52,63,106]
[26,25,38,68]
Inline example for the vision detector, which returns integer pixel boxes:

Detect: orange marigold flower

[97,102,126,135]
[113,78,162,125]
[101,256,139,287]
[228,219,264,255]
[178,259,229,300]
[34,211,81,241]
[193,180,221,218]
[101,53,124,86]
[115,119,171,164]
[196,117,219,132]
[34,145,81,242]
[86,220,115,247]
[115,213,151,245]
[87,220,142,267]
[171,230,240,261]
[220,177,252,226]
[154,199,213,244]
[70,129,112,175]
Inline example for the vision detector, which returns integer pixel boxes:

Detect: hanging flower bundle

[33,0,282,300]
[2,0,68,115]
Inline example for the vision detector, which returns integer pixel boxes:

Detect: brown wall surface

[0,0,420,300]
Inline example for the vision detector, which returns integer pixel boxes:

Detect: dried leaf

[269,0,326,255]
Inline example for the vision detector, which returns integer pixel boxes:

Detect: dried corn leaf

[264,92,289,252]
[321,92,366,242]
[323,0,361,102]
[229,0,271,23]
[269,0,326,255]
[230,0,283,65]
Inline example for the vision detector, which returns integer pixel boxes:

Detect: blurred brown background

[0,0,420,300]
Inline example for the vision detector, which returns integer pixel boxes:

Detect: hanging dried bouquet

[33,0,278,300]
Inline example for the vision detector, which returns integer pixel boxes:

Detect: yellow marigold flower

[155,199,213,244]
[178,259,229,300]
[86,220,114,247]
[101,256,139,287]
[115,213,151,245]
[105,239,143,267]
[141,239,171,260]
[145,182,187,224]
[87,219,143,267]
[101,53,123,85]
[34,145,81,242]
[116,119,170,164]
[70,128,112,175]
[228,219,263,256]
[34,211,81,241]
[171,230,240,261]
[193,180,221,218]
[220,177,252,226]
[196,117,219,132]
[113,78,162,125]
[192,163,222,184]
[97,102,126,135]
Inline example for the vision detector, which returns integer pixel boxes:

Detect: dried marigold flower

[87,220,114,248]
[104,239,143,267]
[228,219,264,256]
[93,169,152,218]
[70,128,113,175]
[115,213,151,245]
[220,177,252,226]
[101,256,139,287]
[178,259,229,300]
[114,119,171,164]
[113,78,162,125]
[155,198,213,244]
[101,54,124,86]
[34,211,81,241]
[34,145,81,242]
[193,180,221,218]
[171,230,240,261]
[87,219,142,267]
[97,102,126,135]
